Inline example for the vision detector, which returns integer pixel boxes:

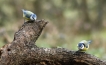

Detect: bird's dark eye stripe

[82,43,85,46]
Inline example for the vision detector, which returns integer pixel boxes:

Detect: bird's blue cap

[78,43,83,47]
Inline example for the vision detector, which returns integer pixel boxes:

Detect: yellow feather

[79,47,88,52]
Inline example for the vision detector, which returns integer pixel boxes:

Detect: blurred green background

[0,0,106,60]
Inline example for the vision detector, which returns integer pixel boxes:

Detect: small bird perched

[22,9,37,22]
[77,40,92,52]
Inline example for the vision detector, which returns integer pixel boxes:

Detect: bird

[22,9,37,22]
[77,40,92,52]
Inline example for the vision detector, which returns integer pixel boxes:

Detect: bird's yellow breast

[80,47,88,52]
[82,47,88,51]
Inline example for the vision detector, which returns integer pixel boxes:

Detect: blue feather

[88,40,92,44]
[78,43,83,48]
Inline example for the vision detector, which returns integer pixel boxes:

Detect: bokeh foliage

[0,0,106,60]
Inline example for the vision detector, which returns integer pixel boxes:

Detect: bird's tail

[88,40,92,44]
[22,9,25,12]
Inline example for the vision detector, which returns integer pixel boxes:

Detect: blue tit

[22,9,37,22]
[77,40,92,52]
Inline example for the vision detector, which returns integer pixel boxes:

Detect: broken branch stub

[0,20,48,65]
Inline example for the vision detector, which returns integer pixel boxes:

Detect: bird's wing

[23,10,33,18]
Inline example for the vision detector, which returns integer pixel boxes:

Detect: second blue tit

[77,40,91,52]
[22,9,37,21]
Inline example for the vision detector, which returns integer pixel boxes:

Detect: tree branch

[0,20,105,65]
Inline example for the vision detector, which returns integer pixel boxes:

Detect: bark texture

[0,20,105,65]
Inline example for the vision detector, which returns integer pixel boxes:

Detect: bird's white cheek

[80,45,84,49]
[30,16,33,20]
